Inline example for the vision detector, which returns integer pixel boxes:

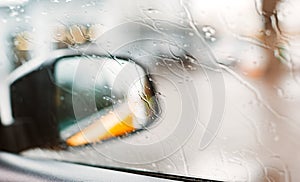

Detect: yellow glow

[66,114,135,147]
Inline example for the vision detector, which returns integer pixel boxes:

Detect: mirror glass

[11,55,159,147]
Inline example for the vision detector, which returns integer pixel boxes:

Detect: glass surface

[0,0,300,181]
[53,56,158,145]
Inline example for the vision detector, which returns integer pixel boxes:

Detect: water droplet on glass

[202,25,217,42]
[146,8,158,14]
[265,29,272,36]
[277,88,284,98]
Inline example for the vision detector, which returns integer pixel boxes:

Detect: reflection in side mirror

[8,54,158,151]
[55,56,158,146]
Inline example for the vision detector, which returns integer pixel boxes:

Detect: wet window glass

[0,0,300,181]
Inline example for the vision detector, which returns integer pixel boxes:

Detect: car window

[1,0,300,181]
